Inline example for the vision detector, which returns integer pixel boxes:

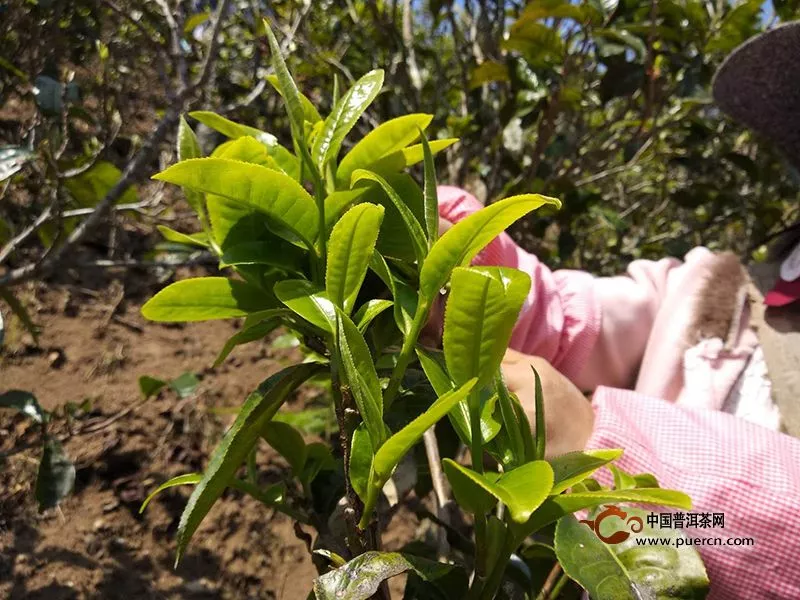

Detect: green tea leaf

[514,488,693,538]
[326,204,384,313]
[263,21,307,148]
[189,110,278,147]
[419,129,439,247]
[169,372,200,398]
[0,390,47,423]
[301,442,336,489]
[312,69,384,172]
[214,311,287,367]
[176,117,206,220]
[599,507,710,598]
[324,188,371,232]
[610,464,638,491]
[349,424,373,501]
[263,420,307,474]
[220,240,307,273]
[495,375,532,469]
[555,515,640,600]
[175,362,323,564]
[275,280,337,334]
[314,551,467,600]
[549,449,623,495]
[415,348,500,445]
[372,379,476,481]
[336,114,433,187]
[138,376,167,400]
[351,170,427,263]
[140,473,286,513]
[142,277,273,322]
[353,299,393,333]
[368,138,458,175]
[442,458,499,516]
[419,194,560,302]
[156,225,209,248]
[442,459,553,523]
[444,267,530,387]
[153,158,319,250]
[35,438,75,510]
[369,252,416,335]
[265,74,322,124]
[532,366,546,460]
[336,310,386,450]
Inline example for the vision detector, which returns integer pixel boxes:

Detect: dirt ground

[0,266,418,599]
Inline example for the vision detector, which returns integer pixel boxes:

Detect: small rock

[102,499,120,513]
[92,518,106,531]
[110,536,129,551]
[48,349,66,369]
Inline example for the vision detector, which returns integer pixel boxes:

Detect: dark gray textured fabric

[712,22,800,170]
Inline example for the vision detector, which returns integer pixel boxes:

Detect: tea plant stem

[384,302,429,408]
[330,356,372,554]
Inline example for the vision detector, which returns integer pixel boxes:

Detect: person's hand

[501,349,595,458]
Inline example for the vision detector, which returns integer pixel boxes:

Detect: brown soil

[0,269,418,599]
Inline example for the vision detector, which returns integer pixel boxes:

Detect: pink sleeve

[437,185,682,390]
[587,387,800,599]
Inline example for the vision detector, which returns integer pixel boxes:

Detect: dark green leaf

[555,515,640,600]
[35,438,75,510]
[351,170,427,264]
[175,362,323,564]
[263,420,307,474]
[0,390,47,423]
[138,376,167,400]
[220,240,307,273]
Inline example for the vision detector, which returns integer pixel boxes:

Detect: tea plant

[140,21,707,600]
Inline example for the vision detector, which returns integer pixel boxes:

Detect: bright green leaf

[419,129,439,247]
[326,204,385,313]
[336,114,433,187]
[312,69,384,172]
[142,277,273,322]
[368,138,458,175]
[353,299,393,333]
[442,459,554,523]
[549,449,623,495]
[444,267,530,387]
[153,158,319,250]
[419,194,560,303]
[274,280,337,333]
[336,310,386,450]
